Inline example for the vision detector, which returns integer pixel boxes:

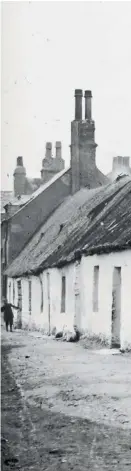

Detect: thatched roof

[5,176,131,277]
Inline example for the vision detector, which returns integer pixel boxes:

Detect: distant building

[13,141,65,197]
[107,156,131,182]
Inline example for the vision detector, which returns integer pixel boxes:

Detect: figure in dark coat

[1,301,19,332]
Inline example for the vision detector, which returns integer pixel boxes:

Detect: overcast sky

[1,1,131,190]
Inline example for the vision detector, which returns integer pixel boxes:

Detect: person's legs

[10,323,13,332]
[6,321,8,332]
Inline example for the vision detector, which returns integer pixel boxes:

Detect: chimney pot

[84,90,92,120]
[74,89,83,120]
[45,142,52,159]
[17,156,23,166]
[55,141,62,159]
[84,90,92,98]
[123,157,130,168]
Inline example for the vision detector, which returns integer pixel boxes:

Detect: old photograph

[1,1,131,469]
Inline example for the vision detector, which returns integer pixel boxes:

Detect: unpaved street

[1,328,131,470]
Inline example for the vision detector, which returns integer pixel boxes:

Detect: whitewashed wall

[7,249,131,349]
[7,277,18,325]
[80,250,131,349]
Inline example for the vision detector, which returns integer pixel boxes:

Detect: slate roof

[1,191,13,213]
[0,191,31,221]
[5,176,131,278]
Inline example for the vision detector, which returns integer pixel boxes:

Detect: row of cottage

[2,89,131,350]
[6,175,131,350]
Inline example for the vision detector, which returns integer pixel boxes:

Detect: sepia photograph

[1,1,131,469]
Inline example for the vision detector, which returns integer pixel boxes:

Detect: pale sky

[1,1,131,190]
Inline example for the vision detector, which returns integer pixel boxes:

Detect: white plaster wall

[121,262,131,349]
[13,279,19,325]
[49,268,61,332]
[44,265,75,334]
[6,249,131,348]
[28,276,42,330]
[81,250,131,348]
[81,255,112,340]
[21,278,30,328]
[7,277,11,301]
[59,264,75,332]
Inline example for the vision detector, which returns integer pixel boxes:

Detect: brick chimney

[123,157,130,168]
[71,89,97,194]
[14,157,26,196]
[55,141,62,159]
[45,142,52,159]
[75,89,83,120]
[84,90,92,120]
[113,156,130,171]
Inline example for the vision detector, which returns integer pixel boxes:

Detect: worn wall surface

[7,170,71,265]
[80,251,131,349]
[7,250,131,349]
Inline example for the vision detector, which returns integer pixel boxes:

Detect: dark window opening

[40,277,44,312]
[13,281,15,304]
[17,280,22,311]
[93,266,99,312]
[61,275,66,313]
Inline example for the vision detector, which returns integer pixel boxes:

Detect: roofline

[5,243,131,278]
[2,167,70,224]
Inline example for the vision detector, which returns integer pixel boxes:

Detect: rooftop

[5,175,131,278]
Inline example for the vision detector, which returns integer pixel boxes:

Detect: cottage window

[61,275,66,313]
[93,266,99,312]
[13,280,15,304]
[39,276,44,312]
[17,280,22,310]
[29,280,32,315]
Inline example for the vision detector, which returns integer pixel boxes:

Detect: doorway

[111,267,121,348]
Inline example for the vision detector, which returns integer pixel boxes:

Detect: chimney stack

[124,157,130,168]
[55,141,62,159]
[14,156,26,197]
[84,90,92,120]
[17,156,23,166]
[45,142,52,159]
[75,89,83,120]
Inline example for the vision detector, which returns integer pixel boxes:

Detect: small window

[29,280,32,315]
[40,276,44,312]
[61,275,66,313]
[93,266,99,312]
[17,280,22,310]
[13,280,15,304]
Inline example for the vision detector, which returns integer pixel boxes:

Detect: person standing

[1,300,19,332]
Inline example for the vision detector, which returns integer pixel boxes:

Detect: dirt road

[1,329,131,470]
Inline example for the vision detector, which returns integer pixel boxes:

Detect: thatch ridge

[5,176,131,277]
